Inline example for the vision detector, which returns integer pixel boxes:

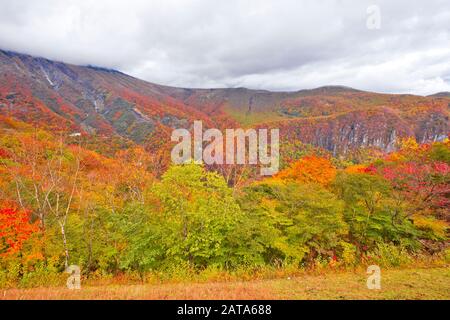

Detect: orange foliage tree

[275,155,337,186]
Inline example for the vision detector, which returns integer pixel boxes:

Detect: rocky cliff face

[0,49,448,155]
[271,107,449,155]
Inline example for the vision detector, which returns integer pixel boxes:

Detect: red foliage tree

[0,205,38,257]
[380,161,450,216]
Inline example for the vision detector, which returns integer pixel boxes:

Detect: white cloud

[0,0,449,95]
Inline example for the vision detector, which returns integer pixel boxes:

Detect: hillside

[0,49,448,155]
[1,50,449,294]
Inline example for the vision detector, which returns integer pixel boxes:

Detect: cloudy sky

[0,0,449,95]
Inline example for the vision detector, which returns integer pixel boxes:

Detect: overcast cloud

[0,0,449,95]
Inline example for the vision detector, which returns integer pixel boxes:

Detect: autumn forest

[0,49,449,298]
[1,113,449,288]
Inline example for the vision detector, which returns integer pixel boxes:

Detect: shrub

[366,243,413,268]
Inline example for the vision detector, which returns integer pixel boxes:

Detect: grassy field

[1,267,449,300]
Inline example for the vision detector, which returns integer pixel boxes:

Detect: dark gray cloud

[0,0,449,95]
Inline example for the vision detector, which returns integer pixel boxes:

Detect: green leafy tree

[239,181,347,265]
[332,172,420,250]
[135,163,244,269]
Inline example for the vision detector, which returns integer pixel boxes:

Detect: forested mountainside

[1,49,448,157]
[1,49,449,285]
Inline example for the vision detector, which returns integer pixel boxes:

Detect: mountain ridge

[0,48,448,156]
[2,48,445,97]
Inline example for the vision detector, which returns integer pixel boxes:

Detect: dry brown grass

[1,267,449,300]
[1,281,273,300]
